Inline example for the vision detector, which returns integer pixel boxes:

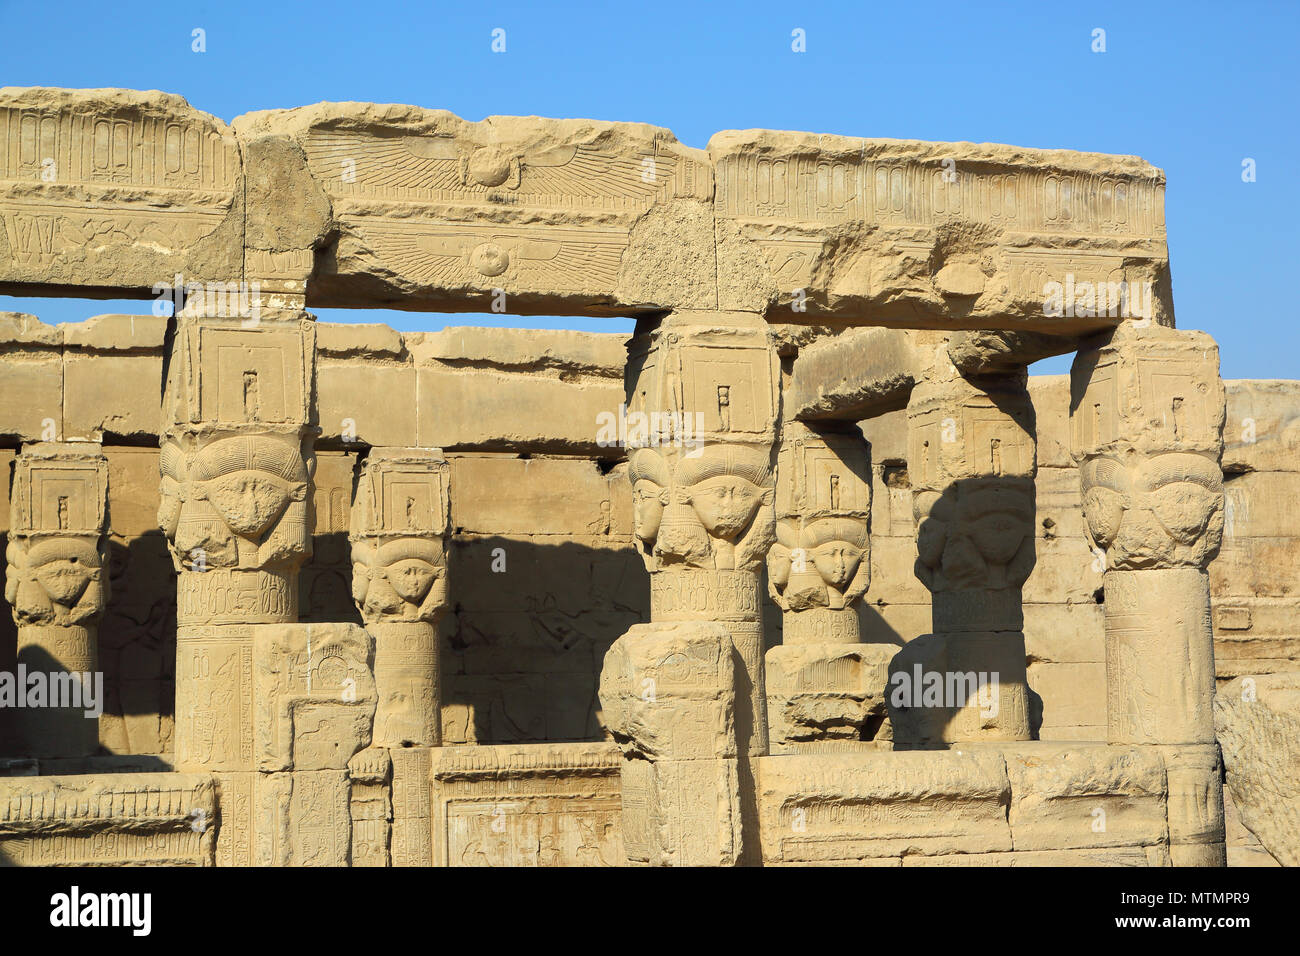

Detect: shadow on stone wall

[887,475,1043,748]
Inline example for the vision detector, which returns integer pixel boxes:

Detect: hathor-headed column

[159,302,318,863]
[893,354,1036,744]
[600,310,777,867]
[621,310,779,758]
[1070,321,1226,867]
[348,447,450,868]
[765,421,891,752]
[5,442,109,757]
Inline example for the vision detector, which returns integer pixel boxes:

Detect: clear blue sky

[1,0,1296,379]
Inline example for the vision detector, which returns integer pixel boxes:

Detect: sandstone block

[0,772,216,866]
[450,456,613,535]
[430,742,623,866]
[252,622,376,772]
[765,642,892,748]
[599,621,738,761]
[1004,743,1167,851]
[756,749,1012,863]
[788,328,916,421]
[232,104,715,311]
[711,130,1170,330]
[1223,380,1300,473]
[1214,673,1300,866]
[0,87,243,294]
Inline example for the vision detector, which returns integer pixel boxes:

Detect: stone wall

[0,315,652,756]
[2,314,1296,763]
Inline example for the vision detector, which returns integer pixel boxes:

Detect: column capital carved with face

[6,442,110,628]
[1072,323,1226,572]
[906,364,1037,624]
[349,448,451,625]
[158,315,318,582]
[625,312,780,576]
[767,421,871,621]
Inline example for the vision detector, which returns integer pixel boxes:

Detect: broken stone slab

[0,87,244,296]
[787,327,917,421]
[1000,742,1168,852]
[1214,673,1300,866]
[946,329,1079,375]
[598,620,738,761]
[755,749,1013,863]
[765,642,893,750]
[711,129,1171,331]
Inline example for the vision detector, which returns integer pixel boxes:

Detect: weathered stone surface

[251,622,376,772]
[946,330,1078,375]
[787,328,917,421]
[2,86,1293,872]
[0,772,216,865]
[711,130,1171,330]
[1003,743,1167,851]
[1223,380,1300,474]
[756,749,1013,863]
[450,457,613,536]
[430,742,623,866]
[1215,674,1300,866]
[0,87,244,295]
[233,103,715,312]
[765,642,892,748]
[599,620,738,761]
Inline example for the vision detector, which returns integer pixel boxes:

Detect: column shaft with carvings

[622,310,779,757]
[5,442,109,757]
[348,447,450,867]
[603,310,778,865]
[894,358,1036,744]
[1070,322,1227,866]
[160,302,317,863]
[765,421,890,752]
[599,621,744,866]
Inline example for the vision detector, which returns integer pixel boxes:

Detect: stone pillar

[599,621,744,866]
[347,447,451,867]
[765,421,889,752]
[893,357,1036,744]
[622,310,779,758]
[160,303,317,863]
[5,442,109,757]
[1070,322,1227,866]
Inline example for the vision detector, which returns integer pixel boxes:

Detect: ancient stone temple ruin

[0,86,1296,866]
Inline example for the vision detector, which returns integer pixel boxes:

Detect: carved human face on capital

[684,475,765,541]
[628,449,672,552]
[386,557,444,610]
[810,542,864,591]
[201,472,300,538]
[5,537,106,626]
[914,481,1035,590]
[163,435,311,569]
[351,539,448,623]
[1081,452,1223,568]
[631,479,667,545]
